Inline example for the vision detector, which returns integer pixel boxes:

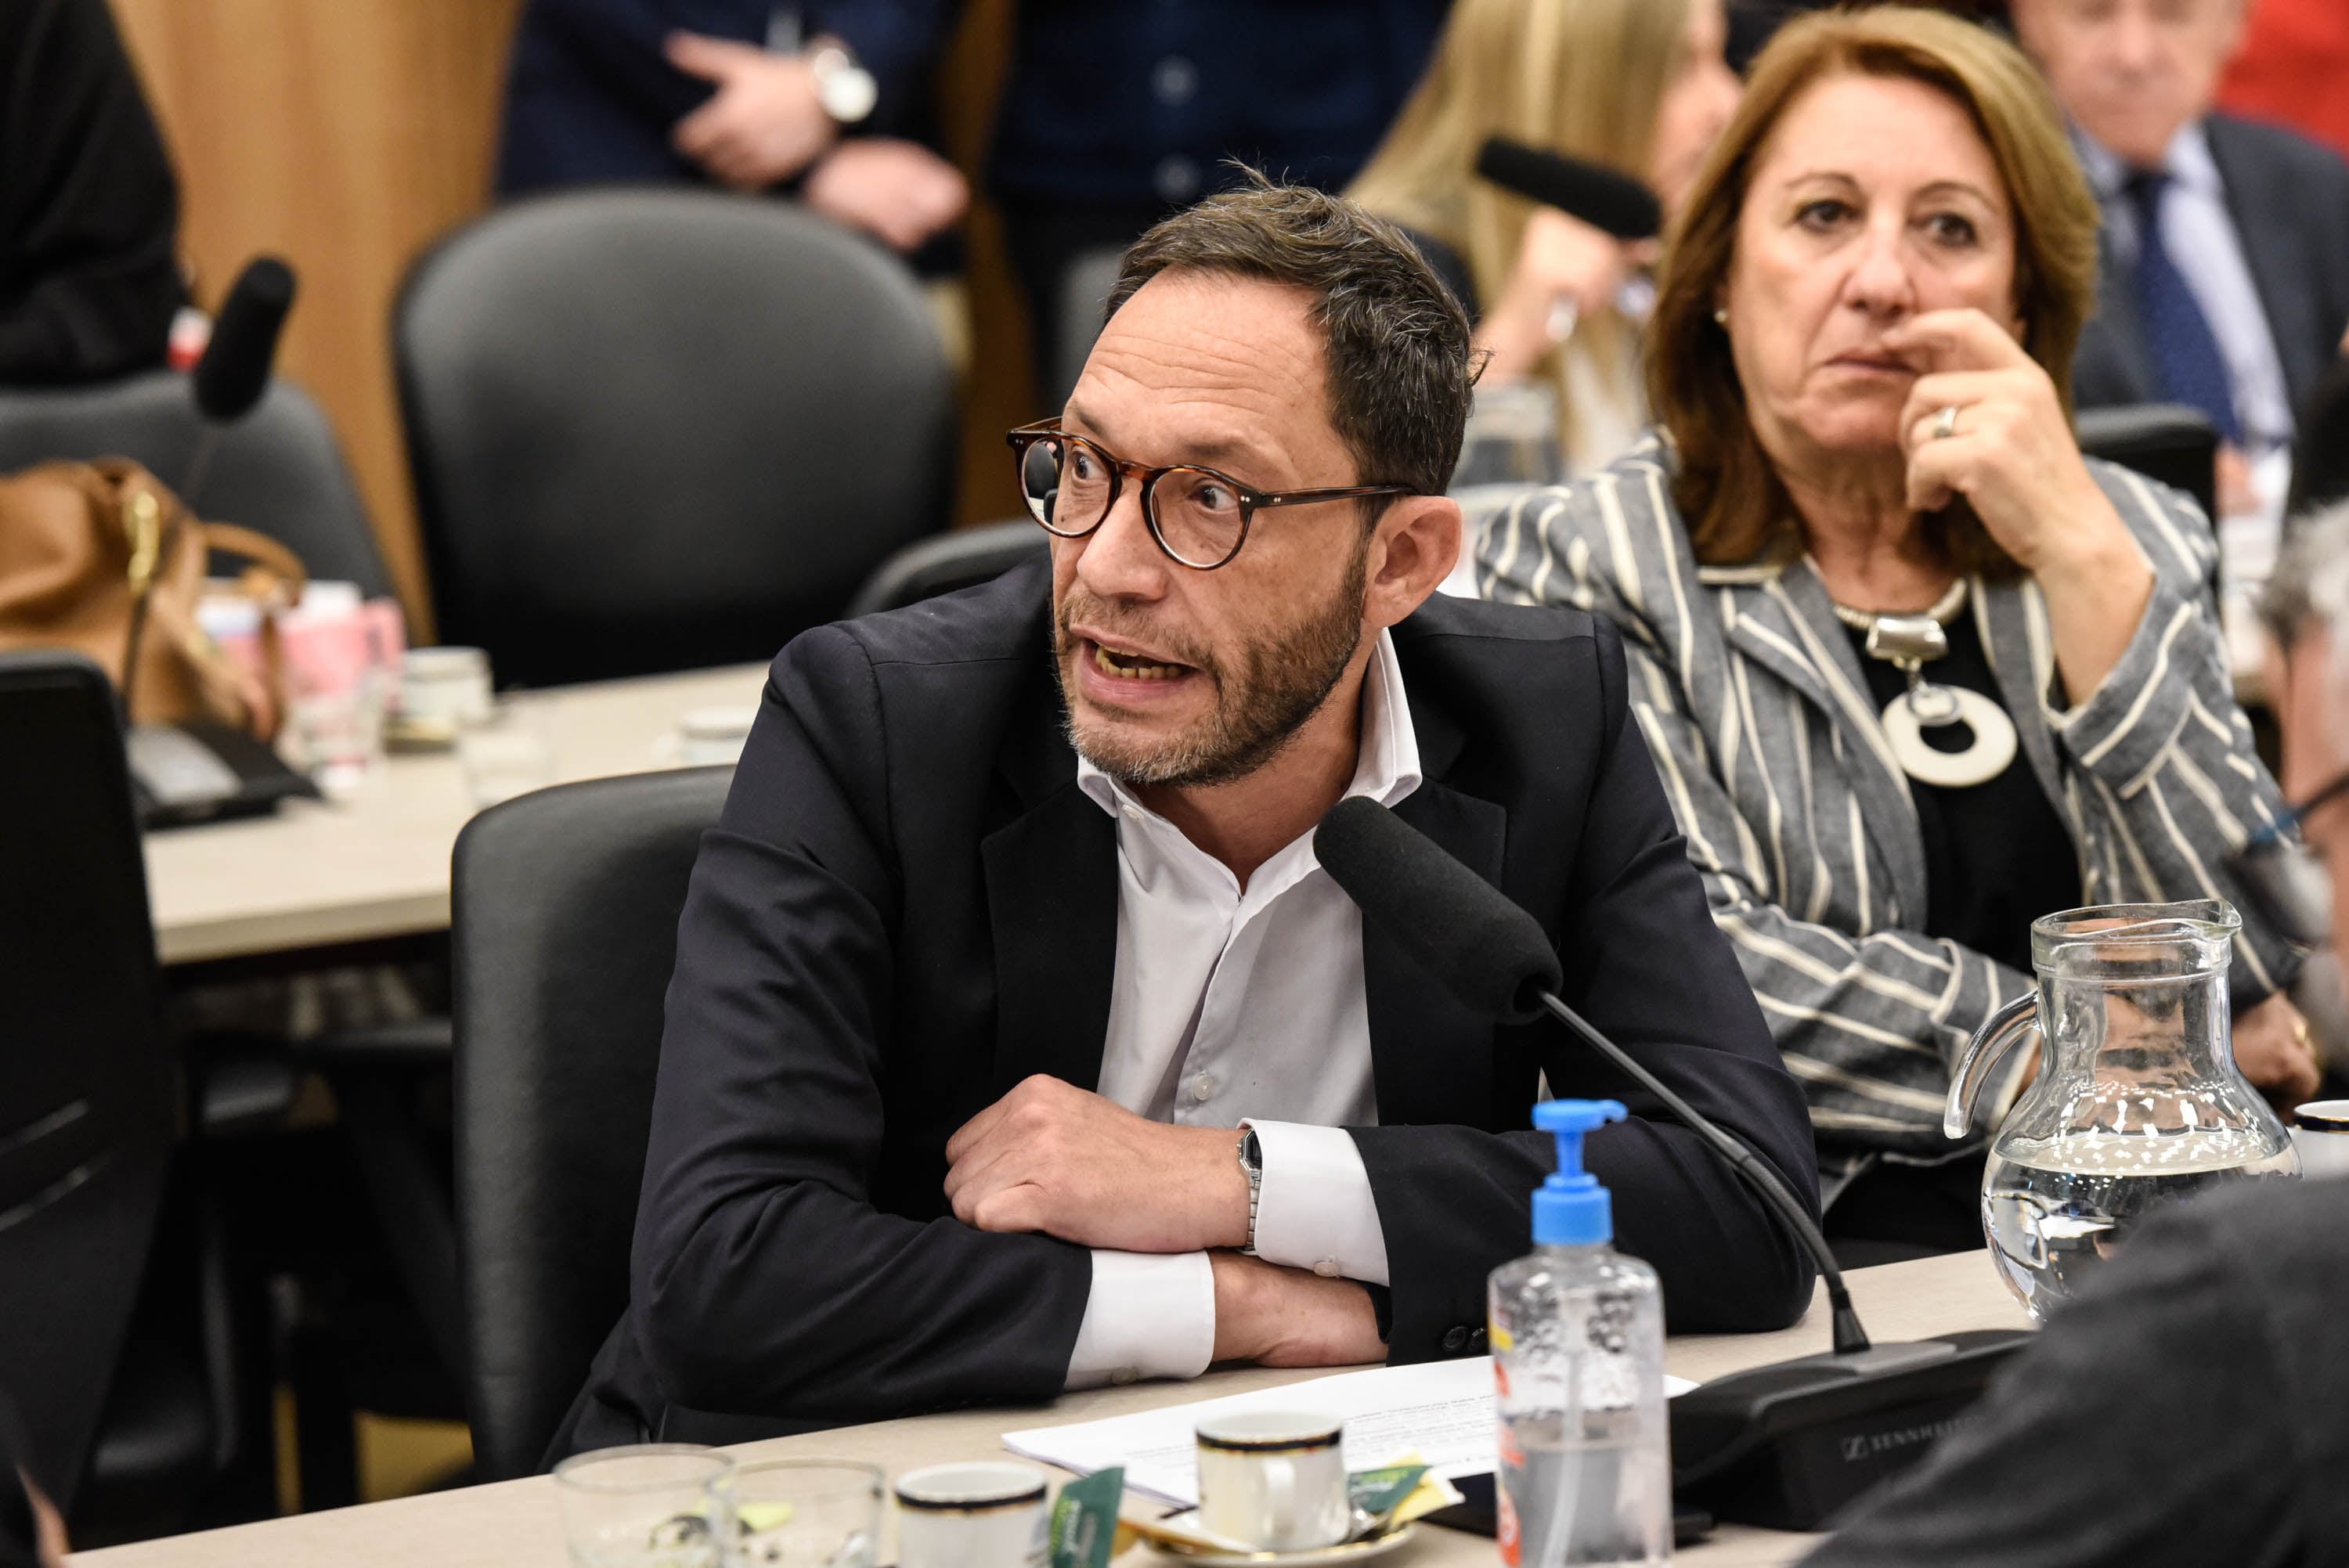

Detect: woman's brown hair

[1647,5,2100,568]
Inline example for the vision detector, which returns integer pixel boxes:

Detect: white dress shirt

[2077,123,2297,455]
[1062,630,1420,1388]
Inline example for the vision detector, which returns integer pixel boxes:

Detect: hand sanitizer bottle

[1489,1099,1669,1566]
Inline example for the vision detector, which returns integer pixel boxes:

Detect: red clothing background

[2219,0,2349,163]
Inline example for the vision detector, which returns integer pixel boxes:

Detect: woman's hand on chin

[1885,308,2132,579]
[1885,308,2152,701]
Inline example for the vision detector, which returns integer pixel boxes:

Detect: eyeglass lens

[1017,434,1247,568]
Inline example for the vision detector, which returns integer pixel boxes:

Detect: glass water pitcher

[1944,900,2299,1320]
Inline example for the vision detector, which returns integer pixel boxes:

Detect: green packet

[1347,1462,1431,1518]
[1049,1466,1125,1568]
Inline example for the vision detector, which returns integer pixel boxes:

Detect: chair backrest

[0,653,175,1507]
[452,765,733,1480]
[2077,402,2218,526]
[1050,246,1126,413]
[0,371,390,597]
[398,190,955,690]
[843,519,1048,618]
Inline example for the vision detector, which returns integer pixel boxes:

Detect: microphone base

[1670,1328,2032,1531]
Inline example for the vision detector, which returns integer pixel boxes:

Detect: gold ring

[2295,1018,2312,1047]
[1932,404,1961,441]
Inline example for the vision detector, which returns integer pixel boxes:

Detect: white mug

[894,1462,1049,1568]
[1194,1411,1351,1552]
[2294,1100,2349,1180]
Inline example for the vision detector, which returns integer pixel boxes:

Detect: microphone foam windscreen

[193,256,297,424]
[1473,138,1664,242]
[1314,796,1564,1024]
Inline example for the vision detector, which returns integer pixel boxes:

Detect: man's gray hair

[1105,175,1475,506]
[2261,500,2349,657]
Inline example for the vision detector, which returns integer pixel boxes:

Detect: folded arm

[630,629,1090,1420]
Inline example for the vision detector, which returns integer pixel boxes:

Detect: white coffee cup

[2294,1100,2349,1180]
[1194,1411,1351,1552]
[893,1462,1049,1568]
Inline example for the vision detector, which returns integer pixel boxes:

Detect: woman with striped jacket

[1478,7,2318,1254]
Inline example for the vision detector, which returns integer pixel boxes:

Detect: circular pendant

[1880,687,2019,788]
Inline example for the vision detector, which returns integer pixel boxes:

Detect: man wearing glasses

[554,181,1821,1451]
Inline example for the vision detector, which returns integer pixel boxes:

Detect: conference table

[74,1249,2030,1567]
[143,662,770,966]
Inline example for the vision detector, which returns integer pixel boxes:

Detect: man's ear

[1363,494,1463,632]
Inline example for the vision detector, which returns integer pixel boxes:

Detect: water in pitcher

[1983,1127,2299,1314]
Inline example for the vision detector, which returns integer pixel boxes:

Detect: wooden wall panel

[108,0,527,637]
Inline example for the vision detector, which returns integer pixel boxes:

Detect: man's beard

[1053,545,1369,790]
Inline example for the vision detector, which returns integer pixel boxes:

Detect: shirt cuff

[1245,1120,1391,1287]
[1064,1249,1215,1390]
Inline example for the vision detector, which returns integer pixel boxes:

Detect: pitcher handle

[1945,991,2040,1139]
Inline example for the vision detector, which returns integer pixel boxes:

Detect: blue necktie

[2125,171,2243,445]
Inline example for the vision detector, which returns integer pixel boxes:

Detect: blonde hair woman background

[1350,0,1739,476]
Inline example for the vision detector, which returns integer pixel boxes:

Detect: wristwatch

[1237,1127,1263,1256]
[806,41,877,125]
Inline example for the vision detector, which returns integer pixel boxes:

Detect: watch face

[820,64,878,124]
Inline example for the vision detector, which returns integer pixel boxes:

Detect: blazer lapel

[2208,117,2322,409]
[1709,561,1929,926]
[1367,775,1503,1127]
[980,673,1118,1098]
[1974,575,2068,817]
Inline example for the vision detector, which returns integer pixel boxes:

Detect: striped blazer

[1476,435,2300,1184]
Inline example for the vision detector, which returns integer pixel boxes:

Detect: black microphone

[1314,797,2032,1530]
[184,256,297,506]
[1473,137,1664,242]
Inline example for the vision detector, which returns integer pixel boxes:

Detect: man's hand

[1210,1252,1385,1368]
[803,139,969,253]
[944,1075,1250,1253]
[2235,992,2322,1112]
[667,31,836,191]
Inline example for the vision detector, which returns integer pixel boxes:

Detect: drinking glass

[720,1460,884,1568]
[457,699,554,808]
[554,1445,735,1568]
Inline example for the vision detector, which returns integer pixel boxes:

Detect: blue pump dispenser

[1531,1098,1626,1246]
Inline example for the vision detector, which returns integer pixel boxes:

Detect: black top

[1802,1176,2349,1567]
[0,0,182,385]
[1844,610,2080,977]
[553,557,1820,1454]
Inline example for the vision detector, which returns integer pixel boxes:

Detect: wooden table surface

[74,1250,2030,1568]
[143,664,770,965]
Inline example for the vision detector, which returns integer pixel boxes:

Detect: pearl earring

[1713,307,1730,326]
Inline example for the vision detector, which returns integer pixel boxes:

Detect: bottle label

[1496,1420,1525,1566]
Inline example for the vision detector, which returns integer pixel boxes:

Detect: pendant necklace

[1828,579,2019,788]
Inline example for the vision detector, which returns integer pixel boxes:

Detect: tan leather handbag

[0,457,306,737]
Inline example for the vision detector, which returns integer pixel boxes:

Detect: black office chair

[843,520,1047,618]
[452,766,734,1480]
[0,370,390,596]
[2076,402,2219,527]
[0,653,219,1539]
[397,190,956,690]
[1048,246,1126,413]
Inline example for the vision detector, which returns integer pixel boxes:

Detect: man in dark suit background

[554,181,1820,1454]
[2011,0,2349,522]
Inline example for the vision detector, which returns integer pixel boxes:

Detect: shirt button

[1442,1325,1470,1353]
[1111,1368,1139,1386]
[1153,156,1200,204]
[1152,56,1198,105]
[1313,1258,1341,1278]
[1191,1072,1217,1102]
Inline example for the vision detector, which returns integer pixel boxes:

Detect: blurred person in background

[1348,0,1741,477]
[0,0,181,385]
[2216,0,2349,167]
[497,2,1452,386]
[1478,6,2318,1262]
[2008,0,2349,524]
[497,1,969,270]
[1796,501,2349,1568]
